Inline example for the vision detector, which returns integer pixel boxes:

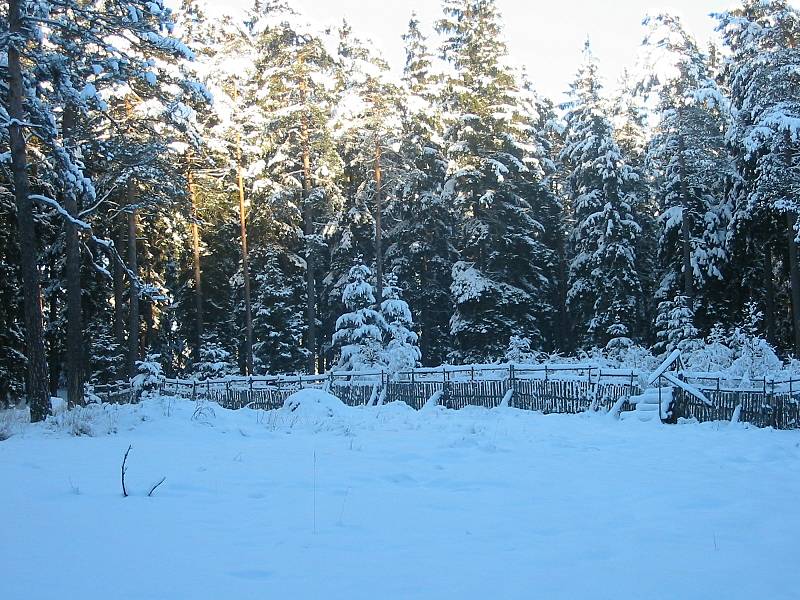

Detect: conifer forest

[2,0,800,421]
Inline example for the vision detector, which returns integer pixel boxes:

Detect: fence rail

[86,364,800,430]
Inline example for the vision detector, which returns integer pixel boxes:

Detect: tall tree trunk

[677,130,693,301]
[8,0,50,421]
[187,159,204,360]
[374,139,384,307]
[63,106,84,407]
[786,212,800,355]
[299,72,317,374]
[765,247,776,345]
[113,222,126,360]
[127,185,140,378]
[236,133,253,375]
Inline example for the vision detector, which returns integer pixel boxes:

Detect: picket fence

[91,364,800,430]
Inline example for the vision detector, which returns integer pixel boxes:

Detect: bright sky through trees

[220,0,774,99]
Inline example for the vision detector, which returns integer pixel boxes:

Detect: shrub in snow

[505,336,537,364]
[131,354,163,397]
[193,335,240,380]
[684,323,735,372]
[332,262,387,371]
[47,403,121,437]
[727,304,782,377]
[283,389,346,419]
[380,274,421,374]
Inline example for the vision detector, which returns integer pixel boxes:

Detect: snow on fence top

[154,360,800,394]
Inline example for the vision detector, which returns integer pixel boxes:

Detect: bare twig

[147,477,166,497]
[121,445,132,497]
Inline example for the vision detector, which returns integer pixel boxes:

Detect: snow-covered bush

[381,275,421,374]
[46,403,121,437]
[727,304,781,377]
[131,354,163,397]
[332,262,387,371]
[193,336,239,380]
[0,407,27,441]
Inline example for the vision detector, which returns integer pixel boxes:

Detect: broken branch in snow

[147,477,166,497]
[121,445,132,497]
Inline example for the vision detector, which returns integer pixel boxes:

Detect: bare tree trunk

[113,222,126,359]
[374,139,384,307]
[236,133,253,375]
[677,130,693,301]
[8,0,50,421]
[187,159,203,360]
[299,73,317,374]
[62,105,84,407]
[765,247,776,345]
[786,212,800,355]
[127,186,139,378]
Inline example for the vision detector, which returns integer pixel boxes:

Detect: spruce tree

[437,0,556,362]
[332,261,386,371]
[642,13,730,330]
[560,42,644,349]
[715,1,800,353]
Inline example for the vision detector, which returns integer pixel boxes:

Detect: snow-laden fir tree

[715,1,800,353]
[653,295,701,356]
[251,14,342,372]
[385,15,456,365]
[332,261,387,371]
[193,334,240,380]
[642,13,730,326]
[437,0,558,362]
[380,274,421,374]
[560,42,644,349]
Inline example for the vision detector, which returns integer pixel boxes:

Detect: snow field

[1,394,799,600]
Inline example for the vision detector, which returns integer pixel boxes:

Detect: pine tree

[642,13,730,328]
[437,0,556,362]
[252,15,342,373]
[194,333,240,380]
[380,274,421,374]
[561,42,644,349]
[385,15,456,365]
[654,295,701,356]
[332,262,386,371]
[715,1,800,353]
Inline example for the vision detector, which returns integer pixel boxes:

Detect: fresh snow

[2,396,799,599]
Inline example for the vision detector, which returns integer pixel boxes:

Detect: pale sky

[204,0,799,101]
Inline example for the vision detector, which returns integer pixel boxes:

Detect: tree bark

[127,186,140,378]
[113,222,126,360]
[8,0,51,422]
[299,71,317,374]
[236,130,253,375]
[786,212,800,355]
[63,105,84,408]
[677,130,693,301]
[187,159,204,360]
[764,247,775,345]
[374,138,384,307]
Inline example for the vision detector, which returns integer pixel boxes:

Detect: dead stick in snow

[148,477,166,497]
[121,445,132,497]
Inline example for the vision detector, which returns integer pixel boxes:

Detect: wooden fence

[671,388,800,429]
[86,364,800,430]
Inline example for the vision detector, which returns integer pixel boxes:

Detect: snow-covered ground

[2,394,799,600]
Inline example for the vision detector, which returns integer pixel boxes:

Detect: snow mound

[283,389,346,419]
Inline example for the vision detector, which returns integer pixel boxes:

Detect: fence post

[544,364,549,382]
[192,380,197,401]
